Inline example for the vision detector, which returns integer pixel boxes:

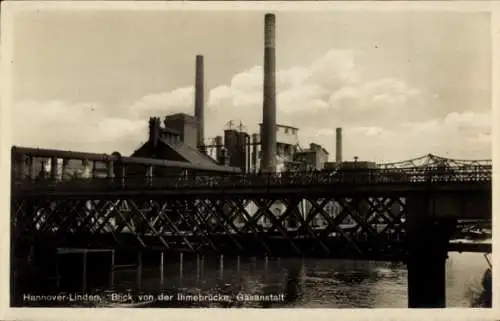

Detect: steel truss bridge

[11,149,492,261]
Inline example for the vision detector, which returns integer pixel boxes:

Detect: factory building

[206,123,301,173]
[273,124,300,159]
[243,123,301,173]
[161,113,199,150]
[123,54,239,177]
[293,143,329,171]
[222,129,251,172]
[127,115,235,177]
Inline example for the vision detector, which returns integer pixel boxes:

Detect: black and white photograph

[2,1,495,315]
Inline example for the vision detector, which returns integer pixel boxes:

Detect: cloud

[230,66,263,92]
[277,67,310,91]
[299,111,491,162]
[129,87,194,120]
[12,100,146,154]
[201,50,434,135]
[11,49,491,162]
[306,49,359,88]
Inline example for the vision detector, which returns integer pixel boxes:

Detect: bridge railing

[11,166,492,193]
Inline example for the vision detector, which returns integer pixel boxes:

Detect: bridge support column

[17,154,28,179]
[50,156,58,180]
[82,159,90,175]
[92,161,98,178]
[219,254,224,279]
[160,252,164,286]
[120,165,126,186]
[61,159,69,180]
[107,159,114,180]
[39,160,47,179]
[406,193,455,308]
[28,156,36,179]
[146,166,153,186]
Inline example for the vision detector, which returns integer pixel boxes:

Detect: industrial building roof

[164,140,218,168]
[131,138,240,173]
[296,145,329,156]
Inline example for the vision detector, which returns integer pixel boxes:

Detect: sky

[9,8,492,163]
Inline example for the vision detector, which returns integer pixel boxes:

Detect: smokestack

[149,117,160,147]
[261,13,277,172]
[195,55,205,153]
[336,127,343,163]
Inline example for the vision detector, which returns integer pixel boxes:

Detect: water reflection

[16,251,490,308]
[284,263,303,304]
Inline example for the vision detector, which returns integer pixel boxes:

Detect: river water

[39,249,489,308]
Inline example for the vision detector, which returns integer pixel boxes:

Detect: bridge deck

[11,166,492,198]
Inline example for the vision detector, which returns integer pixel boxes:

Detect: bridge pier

[160,252,164,286]
[219,254,224,279]
[406,193,455,308]
[407,219,448,308]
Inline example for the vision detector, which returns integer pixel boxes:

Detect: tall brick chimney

[336,127,343,163]
[148,117,160,147]
[195,55,205,153]
[261,13,277,172]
